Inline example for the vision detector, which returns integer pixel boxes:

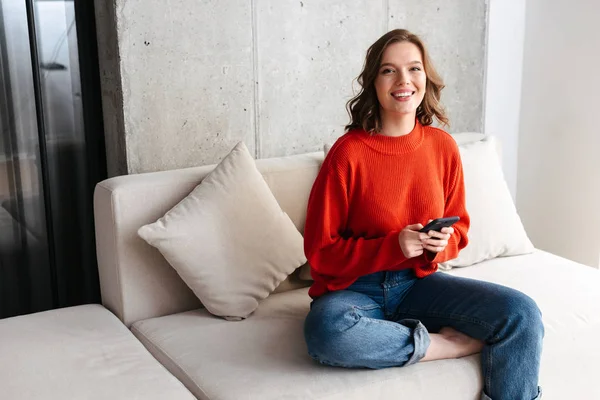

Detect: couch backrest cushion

[95,133,491,327]
[94,152,323,326]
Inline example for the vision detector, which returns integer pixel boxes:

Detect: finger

[425,238,447,247]
[435,232,451,241]
[419,232,429,242]
[441,227,454,235]
[406,223,424,231]
[424,244,445,253]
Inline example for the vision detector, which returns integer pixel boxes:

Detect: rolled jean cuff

[402,319,431,366]
[480,386,542,400]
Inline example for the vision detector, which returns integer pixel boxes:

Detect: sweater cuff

[423,233,460,264]
[424,250,439,263]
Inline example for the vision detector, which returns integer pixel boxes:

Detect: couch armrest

[93,168,212,326]
[93,152,324,326]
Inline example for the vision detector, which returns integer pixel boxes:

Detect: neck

[379,111,416,137]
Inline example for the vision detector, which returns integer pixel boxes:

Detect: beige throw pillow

[138,142,306,320]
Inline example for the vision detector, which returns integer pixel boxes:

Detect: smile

[391,91,415,100]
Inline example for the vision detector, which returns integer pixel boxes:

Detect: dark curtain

[0,0,106,319]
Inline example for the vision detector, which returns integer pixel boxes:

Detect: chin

[392,107,417,116]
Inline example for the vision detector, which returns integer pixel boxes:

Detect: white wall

[517,0,600,267]
[484,0,526,200]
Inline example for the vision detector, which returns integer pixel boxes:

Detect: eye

[410,66,422,72]
[380,68,395,75]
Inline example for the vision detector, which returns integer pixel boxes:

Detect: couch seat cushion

[133,249,600,400]
[0,304,195,400]
[132,289,482,400]
[447,250,600,399]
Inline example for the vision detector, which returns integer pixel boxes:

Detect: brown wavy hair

[345,29,449,133]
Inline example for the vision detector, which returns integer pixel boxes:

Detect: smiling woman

[302,29,543,400]
[345,29,448,135]
[374,42,427,135]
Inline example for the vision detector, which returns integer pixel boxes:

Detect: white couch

[2,134,600,399]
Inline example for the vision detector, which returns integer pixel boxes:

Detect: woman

[303,29,543,400]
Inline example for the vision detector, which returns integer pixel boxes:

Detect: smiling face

[374,41,427,121]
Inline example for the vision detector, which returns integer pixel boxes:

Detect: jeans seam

[384,280,412,289]
[399,309,496,332]
[351,311,412,337]
[309,352,348,368]
[352,304,380,312]
[486,344,493,397]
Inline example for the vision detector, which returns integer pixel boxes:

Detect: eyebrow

[379,61,423,68]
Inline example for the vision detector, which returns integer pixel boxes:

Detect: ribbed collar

[354,119,424,155]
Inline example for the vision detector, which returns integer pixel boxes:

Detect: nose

[396,72,410,86]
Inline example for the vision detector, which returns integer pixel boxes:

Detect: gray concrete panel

[94,0,128,177]
[117,0,255,173]
[389,0,487,133]
[256,0,387,158]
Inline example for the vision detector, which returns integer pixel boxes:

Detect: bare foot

[420,327,484,362]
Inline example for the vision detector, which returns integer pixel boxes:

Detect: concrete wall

[94,0,127,177]
[517,0,600,267]
[95,0,488,176]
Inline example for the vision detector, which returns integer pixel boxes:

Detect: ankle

[421,333,454,362]
[420,330,483,362]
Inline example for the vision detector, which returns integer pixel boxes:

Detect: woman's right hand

[398,223,430,258]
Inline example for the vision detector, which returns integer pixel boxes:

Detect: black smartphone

[419,216,460,235]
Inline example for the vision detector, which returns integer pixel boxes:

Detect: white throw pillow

[441,136,534,268]
[138,142,306,320]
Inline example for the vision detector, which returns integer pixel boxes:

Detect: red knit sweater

[304,121,469,298]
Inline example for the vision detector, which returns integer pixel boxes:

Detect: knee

[305,294,359,332]
[504,291,545,340]
[303,293,364,365]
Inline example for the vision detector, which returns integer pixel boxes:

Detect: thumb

[406,223,424,231]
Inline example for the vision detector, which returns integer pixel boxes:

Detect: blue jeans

[304,269,543,400]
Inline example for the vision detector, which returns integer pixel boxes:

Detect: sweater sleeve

[304,152,422,283]
[424,146,470,264]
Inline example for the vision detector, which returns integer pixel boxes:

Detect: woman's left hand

[422,225,453,253]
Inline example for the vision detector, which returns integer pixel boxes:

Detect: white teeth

[393,92,412,98]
